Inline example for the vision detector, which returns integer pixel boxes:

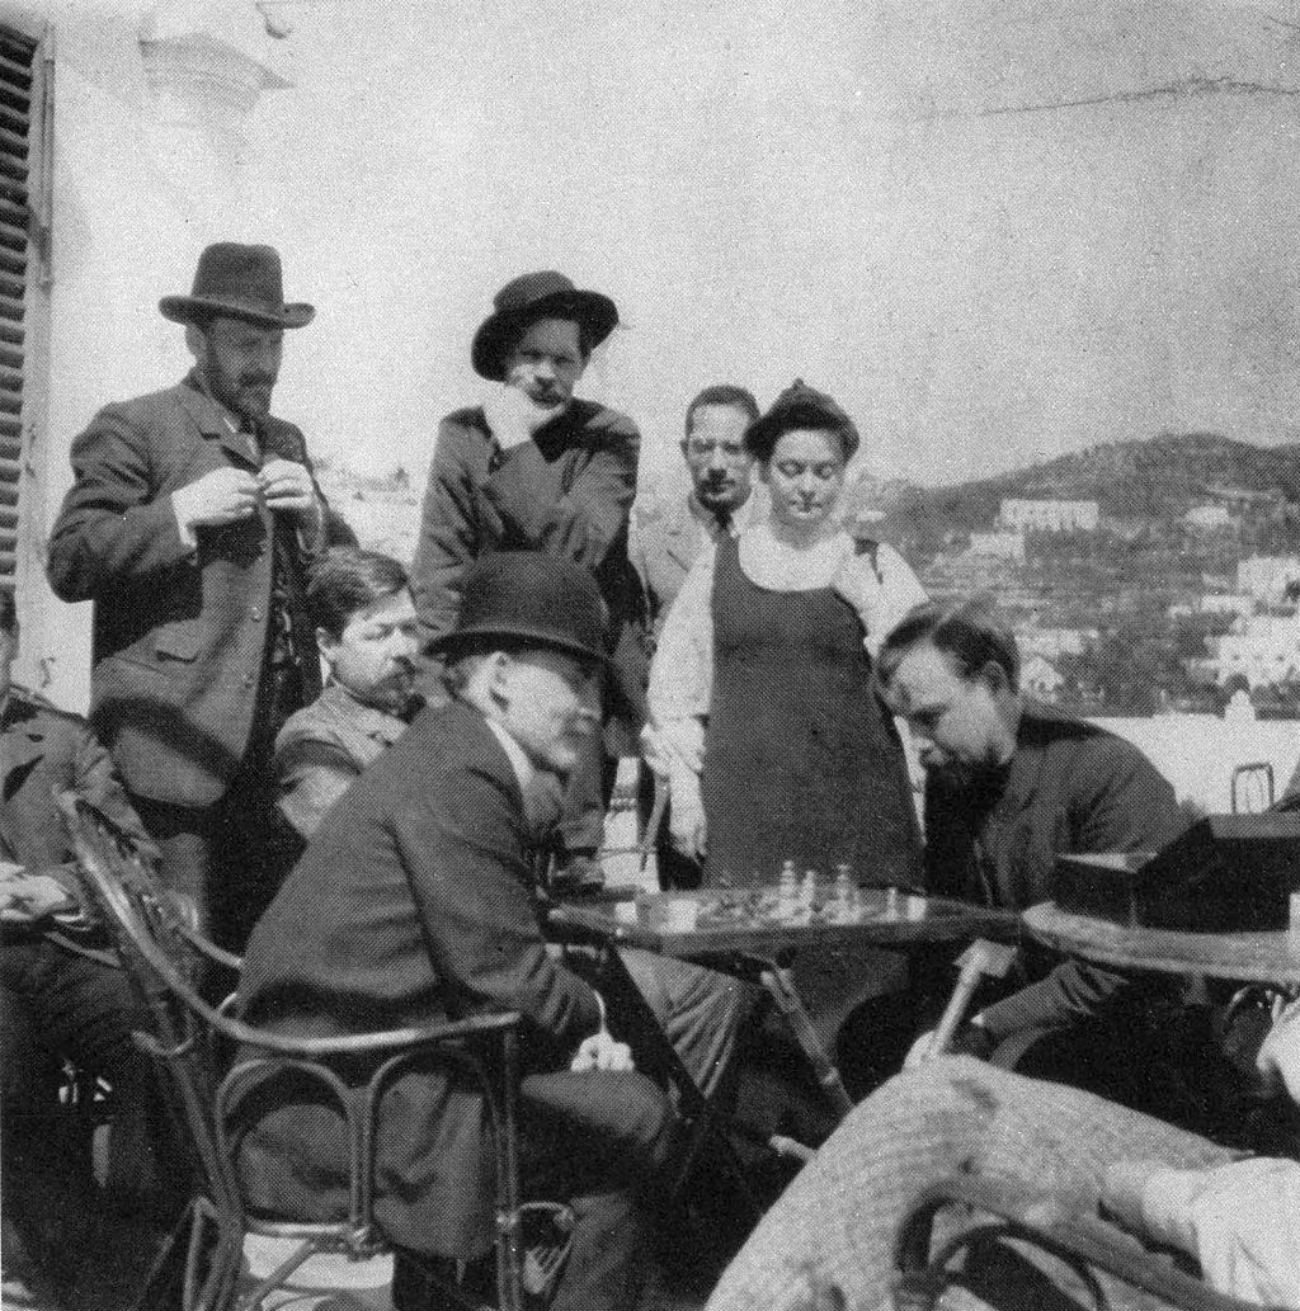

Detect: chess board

[549,885,1018,957]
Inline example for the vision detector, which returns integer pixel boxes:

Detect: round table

[1023,901,1300,986]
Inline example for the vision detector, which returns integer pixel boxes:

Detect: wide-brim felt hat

[428,551,610,665]
[160,243,315,329]
[471,270,618,381]
[744,378,860,462]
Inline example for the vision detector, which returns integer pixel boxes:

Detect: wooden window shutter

[0,21,50,596]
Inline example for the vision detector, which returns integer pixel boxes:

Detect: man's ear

[978,659,1012,696]
[183,321,207,363]
[316,627,339,675]
[486,650,514,709]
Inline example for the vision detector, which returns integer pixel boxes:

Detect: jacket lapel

[663,518,699,573]
[173,378,260,470]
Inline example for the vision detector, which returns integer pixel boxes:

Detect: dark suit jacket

[46,375,325,808]
[410,401,647,724]
[235,699,603,1257]
[923,703,1190,1041]
[0,687,155,962]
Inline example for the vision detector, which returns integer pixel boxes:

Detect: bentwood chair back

[892,1174,1284,1311]
[58,792,531,1311]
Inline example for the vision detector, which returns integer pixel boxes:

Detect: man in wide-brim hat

[47,242,334,950]
[237,551,679,1311]
[411,270,649,891]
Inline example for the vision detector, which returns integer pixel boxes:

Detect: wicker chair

[892,1173,1285,1311]
[57,791,547,1311]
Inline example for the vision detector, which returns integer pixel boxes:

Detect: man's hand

[570,1028,635,1074]
[668,798,707,862]
[258,458,320,522]
[1256,995,1300,1104]
[0,873,76,923]
[172,467,262,533]
[483,385,555,452]
[903,1019,993,1070]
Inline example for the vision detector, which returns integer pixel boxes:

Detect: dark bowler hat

[159,243,315,329]
[471,271,618,381]
[429,552,610,664]
[744,379,860,463]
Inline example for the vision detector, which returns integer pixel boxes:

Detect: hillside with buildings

[843,432,1300,719]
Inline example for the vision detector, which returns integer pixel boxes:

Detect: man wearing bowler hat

[411,271,647,890]
[47,242,330,948]
[238,552,679,1311]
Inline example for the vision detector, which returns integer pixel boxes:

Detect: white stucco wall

[10,0,293,710]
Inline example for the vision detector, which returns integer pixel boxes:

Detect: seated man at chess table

[860,598,1222,1120]
[0,588,178,1311]
[237,553,704,1311]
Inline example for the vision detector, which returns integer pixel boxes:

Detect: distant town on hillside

[319,430,1300,719]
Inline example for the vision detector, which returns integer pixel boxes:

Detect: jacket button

[250,607,262,621]
[243,674,255,689]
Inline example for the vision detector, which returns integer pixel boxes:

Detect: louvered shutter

[0,25,45,591]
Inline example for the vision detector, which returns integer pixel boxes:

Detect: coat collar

[178,372,261,468]
[996,701,1078,818]
[315,681,413,748]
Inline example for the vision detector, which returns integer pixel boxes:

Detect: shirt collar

[484,716,536,798]
[686,489,756,538]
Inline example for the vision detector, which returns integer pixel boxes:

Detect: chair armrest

[893,1175,1283,1311]
[221,1009,522,1060]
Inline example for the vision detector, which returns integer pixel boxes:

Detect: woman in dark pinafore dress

[648,381,926,889]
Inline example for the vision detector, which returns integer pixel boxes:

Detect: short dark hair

[684,385,760,436]
[876,598,1020,693]
[0,588,14,635]
[307,548,409,639]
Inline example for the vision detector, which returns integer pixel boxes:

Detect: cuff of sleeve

[170,494,198,553]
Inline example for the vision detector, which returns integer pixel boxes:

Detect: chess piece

[778,859,797,919]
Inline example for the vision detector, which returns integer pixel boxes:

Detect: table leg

[567,943,768,1221]
[741,954,856,1120]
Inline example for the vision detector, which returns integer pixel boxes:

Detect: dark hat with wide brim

[471,270,618,381]
[744,378,860,462]
[160,243,315,329]
[429,551,610,664]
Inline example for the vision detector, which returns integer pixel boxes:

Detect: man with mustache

[630,384,761,887]
[272,546,421,845]
[630,384,762,640]
[411,271,646,892]
[46,243,329,948]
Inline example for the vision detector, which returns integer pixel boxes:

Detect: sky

[239,0,1300,496]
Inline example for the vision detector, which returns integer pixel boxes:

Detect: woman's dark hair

[307,547,409,639]
[743,381,860,464]
[876,598,1020,693]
